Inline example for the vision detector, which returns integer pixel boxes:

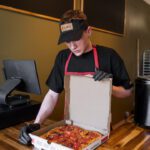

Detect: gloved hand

[18,123,40,145]
[93,69,112,81]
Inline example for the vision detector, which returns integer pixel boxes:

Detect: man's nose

[69,41,76,49]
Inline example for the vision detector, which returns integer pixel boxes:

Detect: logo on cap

[61,23,73,32]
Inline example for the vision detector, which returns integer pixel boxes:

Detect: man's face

[65,27,92,56]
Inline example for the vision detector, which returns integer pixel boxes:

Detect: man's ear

[86,26,92,37]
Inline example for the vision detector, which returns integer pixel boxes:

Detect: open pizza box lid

[30,75,112,150]
[64,75,112,135]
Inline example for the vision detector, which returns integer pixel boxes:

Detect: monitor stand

[0,79,41,129]
[0,78,23,105]
[7,94,30,108]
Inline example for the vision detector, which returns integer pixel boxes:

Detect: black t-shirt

[46,45,131,93]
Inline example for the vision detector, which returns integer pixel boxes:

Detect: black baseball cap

[58,19,89,44]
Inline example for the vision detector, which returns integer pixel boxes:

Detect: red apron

[65,46,99,75]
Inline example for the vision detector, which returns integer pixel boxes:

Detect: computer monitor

[0,60,41,107]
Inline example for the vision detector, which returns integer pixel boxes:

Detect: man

[19,10,133,145]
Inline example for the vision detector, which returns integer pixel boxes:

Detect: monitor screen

[3,60,41,95]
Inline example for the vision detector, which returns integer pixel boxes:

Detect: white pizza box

[30,75,112,150]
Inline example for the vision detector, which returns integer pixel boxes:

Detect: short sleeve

[46,52,65,93]
[111,50,132,89]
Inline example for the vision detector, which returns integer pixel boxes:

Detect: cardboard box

[30,75,112,150]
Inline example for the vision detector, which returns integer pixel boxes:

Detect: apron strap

[93,46,100,69]
[65,52,72,73]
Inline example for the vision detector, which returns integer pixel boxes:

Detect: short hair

[60,10,87,23]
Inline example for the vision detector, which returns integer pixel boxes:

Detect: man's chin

[74,53,82,56]
[73,51,83,56]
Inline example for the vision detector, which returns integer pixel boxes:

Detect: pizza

[41,124,102,150]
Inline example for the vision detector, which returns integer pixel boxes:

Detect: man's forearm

[34,90,59,124]
[112,85,133,98]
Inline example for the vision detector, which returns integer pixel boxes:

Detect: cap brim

[58,30,83,45]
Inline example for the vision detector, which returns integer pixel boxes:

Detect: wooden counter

[0,119,149,150]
